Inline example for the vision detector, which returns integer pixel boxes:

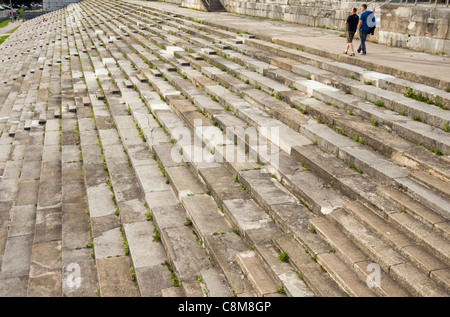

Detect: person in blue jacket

[357,4,374,55]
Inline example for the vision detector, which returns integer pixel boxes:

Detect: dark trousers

[357,29,367,54]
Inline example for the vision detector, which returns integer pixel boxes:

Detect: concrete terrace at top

[0,0,449,297]
[127,0,450,90]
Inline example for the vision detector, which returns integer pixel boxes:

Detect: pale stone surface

[96,256,141,297]
[124,221,166,268]
[93,227,125,259]
[236,250,279,297]
[86,183,116,218]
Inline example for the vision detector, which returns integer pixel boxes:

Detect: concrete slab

[96,256,140,297]
[86,183,116,218]
[28,240,62,297]
[124,221,167,268]
[93,227,125,259]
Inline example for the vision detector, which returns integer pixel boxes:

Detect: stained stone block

[34,207,62,244]
[135,266,173,297]
[161,226,210,281]
[28,241,62,297]
[93,227,124,259]
[124,221,166,268]
[9,205,36,237]
[0,234,33,279]
[96,256,140,297]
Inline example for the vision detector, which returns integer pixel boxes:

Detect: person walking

[357,4,371,55]
[344,7,359,56]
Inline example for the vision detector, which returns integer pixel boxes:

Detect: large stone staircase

[0,0,449,297]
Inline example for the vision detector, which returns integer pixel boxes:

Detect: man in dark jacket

[344,7,359,56]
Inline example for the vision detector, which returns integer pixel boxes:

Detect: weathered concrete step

[236,250,283,297]
[181,194,232,241]
[199,267,233,297]
[237,168,330,257]
[377,185,450,240]
[321,60,450,109]
[291,143,397,212]
[280,92,450,180]
[281,63,450,130]
[310,217,411,297]
[286,77,450,156]
[393,176,450,221]
[181,280,205,297]
[293,122,450,216]
[345,201,450,271]
[166,165,207,199]
[157,10,448,121]
[409,170,450,198]
[253,241,315,297]
[75,20,216,297]
[280,169,348,217]
[203,231,257,296]
[328,208,448,296]
[273,234,345,297]
[317,252,376,297]
[159,225,211,284]
[123,221,173,297]
[161,286,185,297]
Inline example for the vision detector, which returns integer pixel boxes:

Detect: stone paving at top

[0,0,449,297]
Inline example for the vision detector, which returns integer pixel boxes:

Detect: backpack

[367,12,376,35]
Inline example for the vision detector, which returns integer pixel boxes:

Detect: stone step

[237,169,330,257]
[409,170,450,198]
[290,143,447,225]
[273,234,345,297]
[377,185,450,240]
[344,201,450,281]
[236,250,283,297]
[320,61,450,110]
[14,3,445,295]
[309,217,411,297]
[317,252,376,297]
[161,286,185,297]
[182,280,205,297]
[199,267,233,297]
[328,208,448,297]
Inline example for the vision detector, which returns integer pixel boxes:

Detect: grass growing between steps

[0,25,20,45]
[164,260,180,287]
[404,88,448,110]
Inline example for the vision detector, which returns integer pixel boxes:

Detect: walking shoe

[350,52,355,56]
